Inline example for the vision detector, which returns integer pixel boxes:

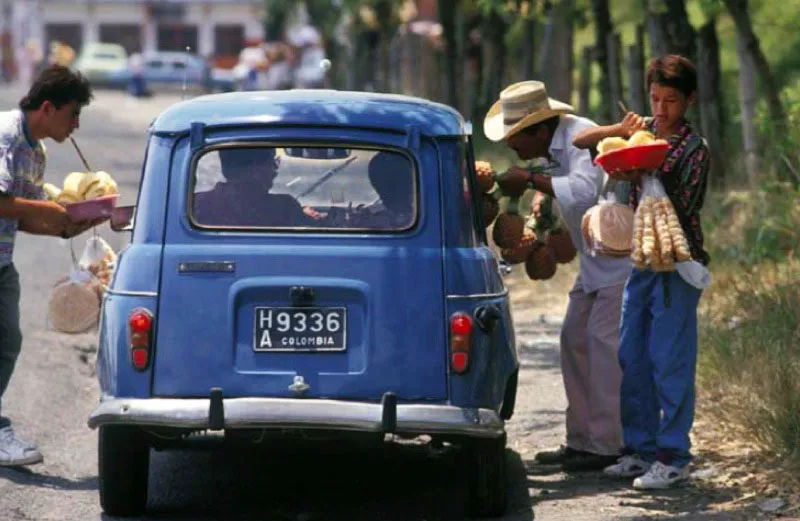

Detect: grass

[696,179,800,471]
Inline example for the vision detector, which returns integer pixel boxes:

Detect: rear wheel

[98,425,150,517]
[467,433,508,518]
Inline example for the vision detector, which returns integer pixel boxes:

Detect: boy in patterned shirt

[0,65,103,466]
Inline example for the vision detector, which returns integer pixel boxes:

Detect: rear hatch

[152,142,447,401]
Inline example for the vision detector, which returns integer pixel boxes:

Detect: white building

[4,0,266,71]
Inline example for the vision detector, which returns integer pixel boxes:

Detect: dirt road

[0,85,770,521]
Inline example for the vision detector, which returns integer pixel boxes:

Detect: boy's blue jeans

[0,264,22,429]
[618,268,702,468]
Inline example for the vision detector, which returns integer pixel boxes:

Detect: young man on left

[0,64,103,466]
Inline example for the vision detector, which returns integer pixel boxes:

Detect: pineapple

[524,243,557,281]
[501,228,537,265]
[492,213,525,249]
[546,228,577,264]
[474,160,496,194]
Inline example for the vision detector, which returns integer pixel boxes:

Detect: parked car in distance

[107,51,235,94]
[90,90,519,519]
[73,42,128,87]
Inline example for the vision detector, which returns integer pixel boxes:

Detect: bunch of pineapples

[475,160,577,281]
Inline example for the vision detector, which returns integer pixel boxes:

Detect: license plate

[254,307,346,352]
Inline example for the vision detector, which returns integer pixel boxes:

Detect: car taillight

[450,312,473,374]
[129,308,153,371]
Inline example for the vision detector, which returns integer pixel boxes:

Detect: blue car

[89,90,519,518]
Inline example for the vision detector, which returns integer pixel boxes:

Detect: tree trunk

[538,0,574,103]
[628,24,646,115]
[736,31,759,185]
[644,0,669,57]
[723,0,787,133]
[521,17,536,80]
[579,46,593,117]
[536,2,555,78]
[697,19,726,187]
[479,10,507,119]
[590,0,613,123]
[438,0,459,109]
[663,0,696,59]
[467,12,484,123]
[606,32,624,116]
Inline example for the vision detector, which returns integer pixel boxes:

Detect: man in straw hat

[485,81,632,471]
[0,64,102,466]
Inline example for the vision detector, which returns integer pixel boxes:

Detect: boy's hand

[619,112,647,138]
[36,201,71,235]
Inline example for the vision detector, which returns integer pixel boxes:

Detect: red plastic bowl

[595,143,670,176]
[65,194,119,222]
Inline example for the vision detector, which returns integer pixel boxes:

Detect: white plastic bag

[47,236,117,334]
[79,236,117,287]
[582,192,635,258]
[630,174,692,271]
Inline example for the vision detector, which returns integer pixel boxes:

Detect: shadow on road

[98,438,535,521]
[0,466,97,491]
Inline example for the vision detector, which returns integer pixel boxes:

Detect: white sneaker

[0,426,44,466]
[603,454,652,478]
[633,461,690,489]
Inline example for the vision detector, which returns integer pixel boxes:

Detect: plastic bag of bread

[48,267,102,334]
[630,174,692,271]
[78,236,117,288]
[582,193,635,258]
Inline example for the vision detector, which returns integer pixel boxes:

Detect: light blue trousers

[618,268,702,468]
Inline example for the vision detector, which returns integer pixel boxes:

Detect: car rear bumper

[87,396,504,438]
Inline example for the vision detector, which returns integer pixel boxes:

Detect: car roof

[150,90,466,136]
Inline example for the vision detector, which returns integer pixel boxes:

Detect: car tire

[98,425,150,517]
[467,433,508,518]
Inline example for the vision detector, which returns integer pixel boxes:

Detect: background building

[4,0,265,73]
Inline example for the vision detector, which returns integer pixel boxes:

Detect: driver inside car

[193,147,314,227]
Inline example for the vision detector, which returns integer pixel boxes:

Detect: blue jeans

[0,264,22,429]
[618,268,702,468]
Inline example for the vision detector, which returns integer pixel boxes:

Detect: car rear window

[190,146,417,231]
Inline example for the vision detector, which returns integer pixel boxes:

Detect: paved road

[0,85,757,521]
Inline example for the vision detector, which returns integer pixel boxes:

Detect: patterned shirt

[0,110,47,267]
[629,120,710,265]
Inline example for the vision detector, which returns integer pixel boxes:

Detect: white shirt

[548,115,632,293]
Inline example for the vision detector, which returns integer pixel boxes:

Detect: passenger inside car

[192,147,313,227]
[348,151,415,229]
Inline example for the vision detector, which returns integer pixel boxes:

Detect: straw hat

[483,81,574,142]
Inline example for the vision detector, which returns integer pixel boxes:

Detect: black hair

[520,115,561,137]
[646,55,698,97]
[19,65,93,111]
[219,147,278,182]
[368,151,412,212]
